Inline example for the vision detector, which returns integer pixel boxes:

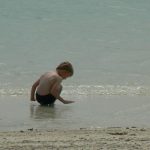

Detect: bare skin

[30,70,74,104]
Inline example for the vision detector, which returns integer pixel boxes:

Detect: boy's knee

[57,85,62,94]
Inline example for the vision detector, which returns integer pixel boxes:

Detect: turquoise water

[0,0,150,130]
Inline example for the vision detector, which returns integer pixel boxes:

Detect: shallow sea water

[0,94,150,131]
[0,0,150,130]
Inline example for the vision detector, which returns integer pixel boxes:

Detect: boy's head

[56,61,74,79]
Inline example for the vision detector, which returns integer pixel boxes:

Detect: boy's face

[61,71,72,79]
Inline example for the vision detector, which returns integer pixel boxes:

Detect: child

[30,61,74,105]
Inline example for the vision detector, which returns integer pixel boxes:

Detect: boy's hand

[64,100,75,104]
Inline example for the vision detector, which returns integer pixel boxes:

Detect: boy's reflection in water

[30,103,71,120]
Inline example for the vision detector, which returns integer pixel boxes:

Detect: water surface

[0,0,150,130]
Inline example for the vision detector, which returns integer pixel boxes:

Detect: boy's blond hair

[56,61,74,76]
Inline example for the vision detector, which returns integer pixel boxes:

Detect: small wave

[0,88,29,96]
[0,85,150,96]
[63,85,150,96]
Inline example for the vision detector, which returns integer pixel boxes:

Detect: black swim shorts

[36,93,56,106]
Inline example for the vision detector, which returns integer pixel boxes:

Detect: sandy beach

[0,127,150,150]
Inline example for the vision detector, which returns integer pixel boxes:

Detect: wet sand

[0,127,150,150]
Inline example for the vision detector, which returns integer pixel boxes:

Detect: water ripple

[63,85,150,96]
[0,85,150,97]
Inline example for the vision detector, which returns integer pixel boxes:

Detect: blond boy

[30,61,74,105]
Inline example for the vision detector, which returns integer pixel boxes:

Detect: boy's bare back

[36,71,62,96]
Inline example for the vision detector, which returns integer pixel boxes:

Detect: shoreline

[0,127,150,150]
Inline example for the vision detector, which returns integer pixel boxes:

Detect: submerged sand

[0,127,150,150]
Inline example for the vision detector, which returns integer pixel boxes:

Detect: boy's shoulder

[44,71,62,81]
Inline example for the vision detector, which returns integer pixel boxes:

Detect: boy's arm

[50,78,74,104]
[57,95,74,104]
[30,79,40,101]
